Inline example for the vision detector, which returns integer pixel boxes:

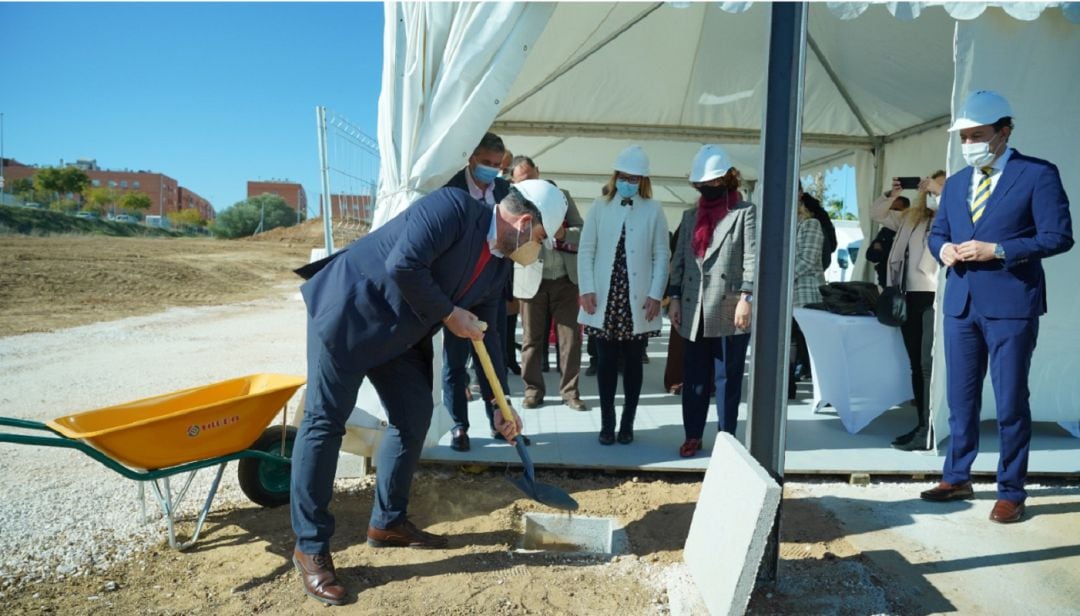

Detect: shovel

[470,323,579,511]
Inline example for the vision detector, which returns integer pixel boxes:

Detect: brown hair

[602,172,653,201]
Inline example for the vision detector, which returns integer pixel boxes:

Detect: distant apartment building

[247,180,307,217]
[319,193,374,222]
[0,157,215,220]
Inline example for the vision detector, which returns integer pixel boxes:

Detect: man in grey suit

[510,156,588,411]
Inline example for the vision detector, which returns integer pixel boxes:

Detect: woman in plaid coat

[667,146,756,458]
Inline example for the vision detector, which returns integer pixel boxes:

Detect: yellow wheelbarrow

[0,373,305,550]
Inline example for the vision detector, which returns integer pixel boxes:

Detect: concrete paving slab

[683,432,781,616]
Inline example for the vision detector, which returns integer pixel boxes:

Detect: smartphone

[896,176,921,190]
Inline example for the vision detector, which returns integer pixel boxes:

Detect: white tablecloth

[794,308,913,434]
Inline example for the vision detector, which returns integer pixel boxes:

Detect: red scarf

[691,191,736,258]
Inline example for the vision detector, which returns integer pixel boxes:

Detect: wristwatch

[741,293,753,303]
[993,244,1006,260]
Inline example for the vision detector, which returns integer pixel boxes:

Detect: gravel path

[0,287,307,586]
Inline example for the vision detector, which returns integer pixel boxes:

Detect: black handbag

[875,245,908,327]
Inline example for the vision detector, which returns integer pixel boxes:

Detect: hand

[889,178,902,198]
[668,298,681,329]
[917,177,932,194]
[580,292,597,315]
[734,297,752,330]
[493,404,523,443]
[956,240,997,262]
[554,226,567,241]
[643,297,661,321]
[442,306,483,340]
[940,242,960,267]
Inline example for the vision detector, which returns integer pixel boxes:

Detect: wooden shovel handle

[469,321,516,424]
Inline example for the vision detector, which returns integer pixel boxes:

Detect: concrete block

[682,432,781,616]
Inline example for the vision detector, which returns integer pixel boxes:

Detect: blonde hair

[602,172,653,201]
[902,169,946,228]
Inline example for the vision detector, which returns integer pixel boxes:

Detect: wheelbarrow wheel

[238,425,298,508]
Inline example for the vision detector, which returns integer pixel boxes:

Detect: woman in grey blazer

[667,146,755,458]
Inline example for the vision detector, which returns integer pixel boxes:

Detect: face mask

[695,184,726,202]
[961,132,1001,168]
[508,221,541,266]
[615,180,638,199]
[472,164,500,185]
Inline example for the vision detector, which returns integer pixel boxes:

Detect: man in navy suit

[442,132,517,452]
[289,180,566,605]
[922,90,1073,524]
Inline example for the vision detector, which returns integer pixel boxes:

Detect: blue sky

[0,2,384,213]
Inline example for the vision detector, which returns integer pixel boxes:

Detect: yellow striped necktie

[970,166,993,223]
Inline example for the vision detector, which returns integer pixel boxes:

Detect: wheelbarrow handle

[469,321,516,426]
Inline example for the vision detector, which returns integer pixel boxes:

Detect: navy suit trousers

[943,300,1038,502]
[291,318,434,554]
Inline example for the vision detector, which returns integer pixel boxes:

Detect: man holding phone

[922,90,1073,524]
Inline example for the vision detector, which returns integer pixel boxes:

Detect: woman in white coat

[871,171,944,451]
[578,145,670,445]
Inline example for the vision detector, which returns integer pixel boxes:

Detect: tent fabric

[930,7,1080,442]
[372,1,553,228]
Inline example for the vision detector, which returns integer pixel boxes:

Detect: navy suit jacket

[301,187,509,383]
[928,150,1073,319]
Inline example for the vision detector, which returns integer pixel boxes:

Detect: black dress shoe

[293,548,347,606]
[598,432,615,445]
[616,430,633,445]
[891,427,920,446]
[507,363,522,376]
[892,429,930,451]
[367,519,448,549]
[585,363,597,376]
[450,428,470,452]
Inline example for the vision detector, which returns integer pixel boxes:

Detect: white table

[793,307,913,434]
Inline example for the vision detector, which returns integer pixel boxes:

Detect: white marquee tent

[372,2,1080,446]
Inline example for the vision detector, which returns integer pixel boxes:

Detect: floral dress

[585,227,659,342]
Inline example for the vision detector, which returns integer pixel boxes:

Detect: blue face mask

[472,164,500,185]
[615,179,639,199]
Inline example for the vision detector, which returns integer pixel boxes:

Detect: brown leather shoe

[564,398,589,411]
[292,548,347,606]
[522,395,543,409]
[367,519,448,549]
[989,499,1025,524]
[920,481,975,502]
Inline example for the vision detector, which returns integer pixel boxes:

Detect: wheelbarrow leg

[148,463,227,550]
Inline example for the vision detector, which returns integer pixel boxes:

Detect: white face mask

[926,194,939,210]
[961,132,1002,168]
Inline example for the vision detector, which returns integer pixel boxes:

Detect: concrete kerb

[680,432,782,615]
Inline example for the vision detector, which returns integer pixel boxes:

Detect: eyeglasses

[616,174,642,184]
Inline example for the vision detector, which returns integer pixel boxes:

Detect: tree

[86,187,120,216]
[34,166,90,207]
[167,208,205,228]
[211,194,297,239]
[119,191,153,214]
[825,198,857,221]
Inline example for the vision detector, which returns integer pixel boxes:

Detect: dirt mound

[246,217,368,247]
[0,235,309,337]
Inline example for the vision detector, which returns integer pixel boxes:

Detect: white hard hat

[613,145,650,176]
[512,179,568,250]
[689,144,732,183]
[948,90,1013,132]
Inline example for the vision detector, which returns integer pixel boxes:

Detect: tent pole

[747,0,807,583]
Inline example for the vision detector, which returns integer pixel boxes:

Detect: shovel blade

[507,436,578,511]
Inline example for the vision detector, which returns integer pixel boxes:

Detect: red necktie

[456,242,492,301]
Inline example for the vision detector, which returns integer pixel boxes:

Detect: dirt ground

[0,231,913,615]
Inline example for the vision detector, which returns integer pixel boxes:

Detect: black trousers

[594,338,646,435]
[900,291,936,427]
